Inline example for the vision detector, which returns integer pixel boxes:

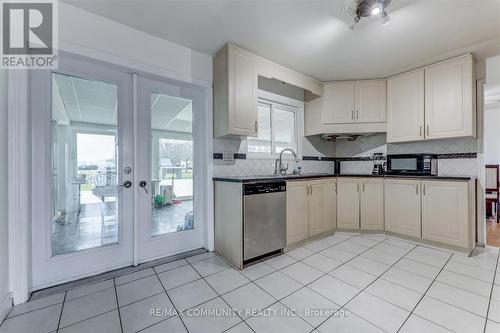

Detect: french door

[31,54,205,290]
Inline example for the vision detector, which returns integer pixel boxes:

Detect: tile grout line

[55,291,67,332]
[395,250,455,333]
[483,249,500,333]
[112,278,124,333]
[309,240,420,332]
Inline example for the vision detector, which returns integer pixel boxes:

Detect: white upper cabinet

[213,45,258,138]
[355,80,387,123]
[322,82,355,124]
[387,70,425,143]
[425,54,475,140]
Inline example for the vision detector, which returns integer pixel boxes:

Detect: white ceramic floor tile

[246,302,313,333]
[141,315,187,333]
[489,285,500,323]
[450,253,498,272]
[349,236,380,248]
[7,292,65,318]
[302,253,342,273]
[365,278,422,311]
[225,321,253,333]
[281,262,324,285]
[157,264,201,290]
[414,296,485,333]
[303,240,332,252]
[116,275,164,307]
[191,256,231,277]
[265,254,297,270]
[332,241,369,255]
[436,270,492,297]
[59,310,121,333]
[486,320,500,333]
[154,259,189,274]
[318,310,385,333]
[60,288,117,328]
[405,248,450,268]
[119,293,175,333]
[347,256,390,276]
[345,291,410,333]
[222,283,275,319]
[322,235,351,246]
[320,247,357,263]
[281,287,340,327]
[309,275,360,306]
[329,265,377,289]
[427,281,490,317]
[361,248,402,266]
[181,297,241,333]
[115,268,155,286]
[286,247,315,260]
[0,303,62,333]
[168,279,218,311]
[399,314,452,333]
[186,252,216,263]
[384,237,417,250]
[254,271,302,300]
[65,279,114,301]
[496,270,500,286]
[444,261,495,283]
[381,267,433,293]
[205,268,250,294]
[373,243,412,257]
[240,262,275,281]
[394,258,441,280]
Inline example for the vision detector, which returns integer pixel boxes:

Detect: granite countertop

[213,173,476,183]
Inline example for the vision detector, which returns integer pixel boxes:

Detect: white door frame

[8,50,214,304]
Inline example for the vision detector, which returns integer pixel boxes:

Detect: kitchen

[1,1,499,333]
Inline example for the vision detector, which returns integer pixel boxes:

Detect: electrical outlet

[223,151,234,161]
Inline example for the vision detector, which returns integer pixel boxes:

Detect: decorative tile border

[213,153,247,160]
[437,153,477,159]
[214,152,477,160]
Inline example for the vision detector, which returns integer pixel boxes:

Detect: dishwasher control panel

[243,182,286,195]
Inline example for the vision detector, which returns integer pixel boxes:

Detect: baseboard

[0,292,12,323]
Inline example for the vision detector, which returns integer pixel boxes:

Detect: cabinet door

[228,49,258,137]
[385,179,421,238]
[355,80,387,123]
[336,178,360,229]
[422,181,469,248]
[323,82,355,124]
[329,180,337,230]
[387,70,425,143]
[425,55,475,140]
[286,181,309,245]
[360,179,384,231]
[308,180,332,237]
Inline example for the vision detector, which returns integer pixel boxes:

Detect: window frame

[246,90,304,160]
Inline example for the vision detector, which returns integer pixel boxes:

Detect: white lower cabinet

[360,179,384,231]
[286,178,335,245]
[421,181,469,248]
[337,178,384,231]
[385,179,422,238]
[337,178,360,229]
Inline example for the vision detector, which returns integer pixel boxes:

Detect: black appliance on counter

[386,154,438,176]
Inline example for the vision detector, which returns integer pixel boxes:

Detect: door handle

[356,183,359,192]
[423,184,426,196]
[121,180,132,188]
[427,125,430,136]
[356,110,359,120]
[255,121,258,133]
[310,184,313,195]
[419,126,422,137]
[351,110,354,120]
[362,182,366,192]
[416,184,418,195]
[139,180,148,194]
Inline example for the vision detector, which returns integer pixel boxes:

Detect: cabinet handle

[357,183,359,192]
[356,110,359,120]
[423,184,426,195]
[255,121,258,133]
[416,184,419,195]
[419,126,422,137]
[351,110,354,120]
[426,124,430,136]
[334,183,337,194]
[362,183,366,192]
[306,185,309,196]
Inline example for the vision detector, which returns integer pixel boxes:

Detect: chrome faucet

[274,148,301,175]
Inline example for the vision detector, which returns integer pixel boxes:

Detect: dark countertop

[213,173,476,183]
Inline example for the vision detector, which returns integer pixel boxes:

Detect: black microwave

[386,154,438,176]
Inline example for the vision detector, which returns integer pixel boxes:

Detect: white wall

[484,108,500,165]
[0,70,11,320]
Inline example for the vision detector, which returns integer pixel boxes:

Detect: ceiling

[62,0,500,81]
[53,73,192,133]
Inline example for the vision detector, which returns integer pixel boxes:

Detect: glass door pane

[151,94,194,236]
[51,73,120,255]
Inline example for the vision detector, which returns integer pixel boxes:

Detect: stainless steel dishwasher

[243,181,286,263]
